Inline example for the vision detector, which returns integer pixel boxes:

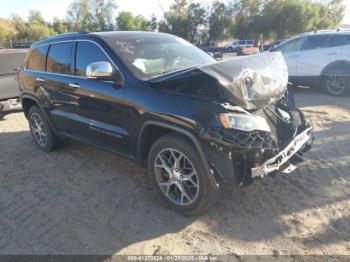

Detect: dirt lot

[0,89,349,256]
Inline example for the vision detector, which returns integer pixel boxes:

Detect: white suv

[225,40,254,52]
[272,31,350,95]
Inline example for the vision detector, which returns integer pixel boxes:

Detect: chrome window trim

[24,38,125,85]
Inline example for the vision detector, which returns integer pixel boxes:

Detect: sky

[0,0,349,24]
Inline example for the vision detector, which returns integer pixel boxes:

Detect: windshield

[101,33,216,80]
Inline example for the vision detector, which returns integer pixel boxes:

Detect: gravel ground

[0,89,349,256]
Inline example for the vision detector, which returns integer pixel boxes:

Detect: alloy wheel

[326,75,346,95]
[154,148,199,206]
[30,112,48,147]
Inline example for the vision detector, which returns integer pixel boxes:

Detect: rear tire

[28,106,63,152]
[148,133,219,216]
[323,75,348,96]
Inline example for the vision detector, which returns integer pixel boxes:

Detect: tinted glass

[27,46,48,71]
[302,35,328,50]
[247,40,254,44]
[325,35,349,48]
[47,42,72,74]
[238,40,245,44]
[75,41,110,77]
[275,37,304,53]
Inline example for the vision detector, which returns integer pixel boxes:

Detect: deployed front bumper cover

[251,120,313,178]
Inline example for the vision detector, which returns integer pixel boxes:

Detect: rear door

[20,45,49,100]
[323,34,349,62]
[42,41,81,135]
[297,35,329,77]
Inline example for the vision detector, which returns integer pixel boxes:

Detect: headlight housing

[219,113,271,132]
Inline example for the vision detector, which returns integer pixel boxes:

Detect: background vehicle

[18,32,313,215]
[0,49,26,118]
[271,31,350,95]
[224,40,254,52]
[236,46,260,56]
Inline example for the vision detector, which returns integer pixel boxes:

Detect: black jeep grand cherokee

[18,32,313,215]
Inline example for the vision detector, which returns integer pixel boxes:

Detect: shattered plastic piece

[282,163,297,173]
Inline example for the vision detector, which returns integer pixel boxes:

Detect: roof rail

[46,31,89,39]
[299,28,350,36]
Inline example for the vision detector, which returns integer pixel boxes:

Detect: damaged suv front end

[198,52,313,185]
[151,51,313,187]
[201,98,313,186]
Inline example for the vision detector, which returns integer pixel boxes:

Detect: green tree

[28,10,46,26]
[66,0,116,31]
[116,11,156,31]
[230,0,261,39]
[208,1,233,41]
[0,27,9,41]
[11,14,29,40]
[67,0,93,31]
[11,11,56,42]
[158,0,191,40]
[116,11,135,30]
[52,17,70,34]
[148,15,158,31]
[187,3,207,42]
[230,0,346,39]
[90,0,117,30]
[315,0,345,29]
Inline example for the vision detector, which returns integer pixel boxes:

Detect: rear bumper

[251,119,313,177]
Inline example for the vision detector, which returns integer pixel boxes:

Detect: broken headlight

[219,113,271,133]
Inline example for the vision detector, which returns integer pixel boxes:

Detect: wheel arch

[21,94,41,119]
[137,120,219,189]
[321,60,350,77]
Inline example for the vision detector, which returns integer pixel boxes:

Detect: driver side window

[276,37,304,53]
[75,41,111,77]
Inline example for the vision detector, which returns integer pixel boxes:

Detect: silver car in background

[272,30,350,95]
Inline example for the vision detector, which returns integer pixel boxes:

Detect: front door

[274,37,305,77]
[68,40,130,155]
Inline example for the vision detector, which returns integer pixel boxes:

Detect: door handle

[36,77,45,82]
[68,83,80,88]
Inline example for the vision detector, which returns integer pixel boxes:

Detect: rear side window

[27,46,48,71]
[275,37,304,53]
[247,40,254,44]
[47,42,72,74]
[75,41,110,77]
[325,35,350,48]
[302,35,328,51]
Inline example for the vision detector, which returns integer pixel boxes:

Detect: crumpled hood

[199,52,288,110]
[150,52,288,110]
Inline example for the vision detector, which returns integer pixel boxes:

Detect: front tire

[323,75,348,96]
[28,106,63,152]
[148,133,219,216]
